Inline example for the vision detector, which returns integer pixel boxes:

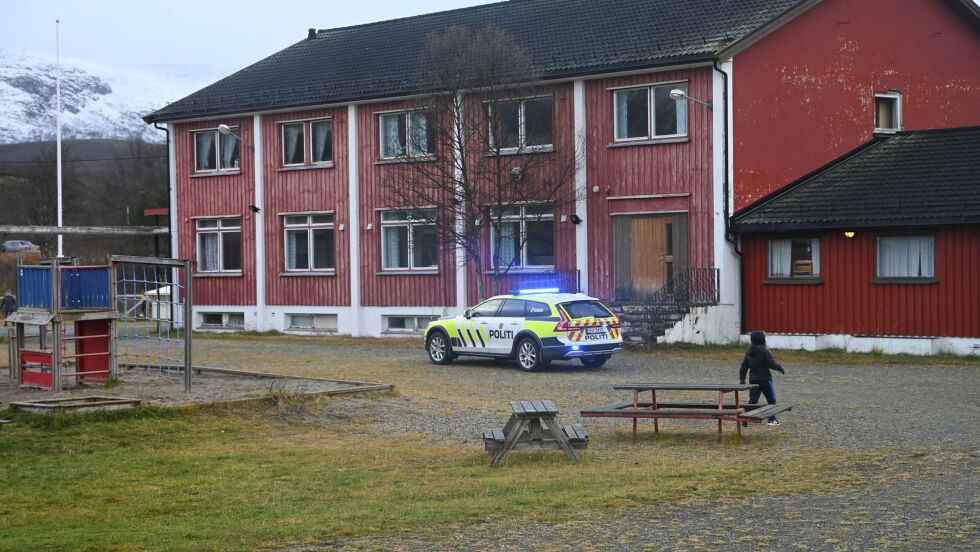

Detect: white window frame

[279,117,334,168]
[490,203,555,270]
[487,95,554,153]
[283,212,336,272]
[378,110,434,159]
[195,217,242,273]
[874,91,902,134]
[876,235,935,279]
[379,208,438,271]
[287,313,338,332]
[766,238,821,279]
[193,127,241,173]
[200,312,244,329]
[613,82,688,142]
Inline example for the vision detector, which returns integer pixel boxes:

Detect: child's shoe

[766,418,780,426]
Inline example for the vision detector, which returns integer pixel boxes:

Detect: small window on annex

[488,97,554,151]
[874,92,901,133]
[284,213,335,271]
[194,127,240,172]
[380,208,438,270]
[767,238,820,278]
[876,236,934,278]
[614,83,687,141]
[379,111,434,158]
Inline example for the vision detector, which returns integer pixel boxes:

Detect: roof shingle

[731,127,980,232]
[144,0,808,123]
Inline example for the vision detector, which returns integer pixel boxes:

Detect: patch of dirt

[0,368,388,409]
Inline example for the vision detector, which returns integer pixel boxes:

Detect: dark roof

[144,0,809,123]
[732,127,980,233]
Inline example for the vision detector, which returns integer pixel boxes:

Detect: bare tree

[381,24,582,300]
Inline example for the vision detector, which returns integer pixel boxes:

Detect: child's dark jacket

[739,344,784,383]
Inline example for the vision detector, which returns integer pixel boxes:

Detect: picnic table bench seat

[736,404,793,421]
[0,420,12,431]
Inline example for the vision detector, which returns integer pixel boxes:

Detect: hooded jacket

[739,343,784,383]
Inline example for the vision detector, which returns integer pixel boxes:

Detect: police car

[424,288,623,371]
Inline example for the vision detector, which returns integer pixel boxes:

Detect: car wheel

[426,332,454,365]
[580,354,611,368]
[516,337,549,372]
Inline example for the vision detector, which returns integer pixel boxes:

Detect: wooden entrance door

[614,214,686,301]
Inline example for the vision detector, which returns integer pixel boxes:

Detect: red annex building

[144,0,980,353]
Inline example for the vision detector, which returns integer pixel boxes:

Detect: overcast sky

[2,0,489,81]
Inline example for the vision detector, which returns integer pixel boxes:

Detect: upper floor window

[614,83,687,141]
[490,203,554,269]
[488,97,554,151]
[281,118,333,167]
[196,217,241,273]
[877,236,933,279]
[874,92,902,134]
[380,208,438,270]
[379,111,434,159]
[768,238,820,278]
[284,213,335,271]
[194,128,240,172]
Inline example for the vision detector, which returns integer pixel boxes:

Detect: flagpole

[56,19,64,258]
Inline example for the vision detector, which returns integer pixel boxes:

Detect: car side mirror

[463,309,472,318]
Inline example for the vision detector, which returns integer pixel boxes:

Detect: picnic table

[483,400,588,466]
[581,383,792,443]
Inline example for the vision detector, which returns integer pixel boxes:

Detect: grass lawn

[0,401,872,552]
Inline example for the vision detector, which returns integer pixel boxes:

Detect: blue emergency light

[511,287,560,295]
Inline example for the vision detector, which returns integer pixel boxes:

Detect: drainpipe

[712,60,745,334]
[153,123,172,258]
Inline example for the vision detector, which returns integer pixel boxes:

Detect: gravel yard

[186,338,978,552]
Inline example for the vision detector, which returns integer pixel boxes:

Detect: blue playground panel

[16,266,112,310]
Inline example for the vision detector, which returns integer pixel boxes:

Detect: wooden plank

[531,400,547,413]
[739,404,793,419]
[542,416,581,463]
[582,408,744,417]
[491,418,530,466]
[493,428,505,441]
[511,401,525,414]
[543,399,557,412]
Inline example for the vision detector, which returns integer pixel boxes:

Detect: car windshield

[560,300,613,319]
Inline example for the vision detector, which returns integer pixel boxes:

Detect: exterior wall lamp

[669,88,712,110]
[844,230,856,239]
[217,124,255,150]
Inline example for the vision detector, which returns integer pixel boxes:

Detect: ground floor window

[284,213,335,271]
[380,209,438,270]
[767,238,820,278]
[876,235,934,278]
[384,315,438,333]
[491,203,554,269]
[196,217,242,273]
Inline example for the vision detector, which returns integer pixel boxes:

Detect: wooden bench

[0,420,12,431]
[736,403,793,422]
[483,400,585,466]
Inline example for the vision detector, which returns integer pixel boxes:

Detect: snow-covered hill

[0,50,211,144]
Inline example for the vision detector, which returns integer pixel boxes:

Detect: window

[768,238,820,278]
[384,315,437,333]
[196,217,242,273]
[488,97,553,151]
[491,203,554,269]
[200,312,244,329]
[380,209,438,270]
[379,111,434,158]
[288,313,338,332]
[469,299,504,318]
[284,213,335,271]
[874,92,902,133]
[876,236,934,278]
[614,83,687,141]
[194,127,240,172]
[280,118,333,167]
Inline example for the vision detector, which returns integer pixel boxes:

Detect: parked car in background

[0,240,40,252]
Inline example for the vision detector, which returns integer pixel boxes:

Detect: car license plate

[586,326,606,335]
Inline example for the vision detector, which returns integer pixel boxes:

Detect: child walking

[739,330,785,426]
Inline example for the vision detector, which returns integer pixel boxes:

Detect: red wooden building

[144,0,979,352]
